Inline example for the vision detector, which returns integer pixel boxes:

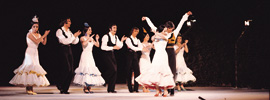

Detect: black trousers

[166,48,176,94]
[126,51,140,92]
[102,51,117,92]
[57,45,75,92]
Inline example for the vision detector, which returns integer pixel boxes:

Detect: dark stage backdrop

[1,0,269,88]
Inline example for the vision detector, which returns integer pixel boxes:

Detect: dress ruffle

[175,68,196,83]
[9,70,50,87]
[73,73,105,86]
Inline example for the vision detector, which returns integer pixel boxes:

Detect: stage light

[244,20,252,26]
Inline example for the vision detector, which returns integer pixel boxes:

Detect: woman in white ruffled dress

[73,23,105,93]
[136,17,175,97]
[9,16,50,95]
[137,34,153,93]
[174,35,196,91]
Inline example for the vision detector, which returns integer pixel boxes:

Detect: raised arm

[173,11,192,36]
[142,17,157,33]
[41,30,50,45]
[184,40,189,53]
[93,34,100,47]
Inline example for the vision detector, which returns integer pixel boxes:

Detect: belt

[166,46,174,48]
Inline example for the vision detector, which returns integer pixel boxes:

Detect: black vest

[127,37,138,51]
[107,34,117,46]
[60,28,68,38]
[167,33,176,46]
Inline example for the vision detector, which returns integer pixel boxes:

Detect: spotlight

[244,19,252,26]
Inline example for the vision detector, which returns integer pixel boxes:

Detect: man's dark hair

[108,23,117,30]
[129,27,139,36]
[59,17,71,27]
[165,21,175,29]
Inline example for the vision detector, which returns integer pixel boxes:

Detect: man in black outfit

[100,24,127,93]
[56,18,81,94]
[125,27,146,93]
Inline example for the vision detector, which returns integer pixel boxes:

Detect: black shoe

[129,90,134,93]
[170,93,174,96]
[60,91,70,94]
[135,91,139,93]
[108,91,117,93]
[89,91,94,94]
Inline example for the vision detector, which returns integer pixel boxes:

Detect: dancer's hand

[44,30,50,36]
[121,35,127,42]
[74,30,81,37]
[185,40,189,44]
[113,46,120,50]
[187,11,192,15]
[142,17,147,21]
[95,34,99,40]
[89,34,95,41]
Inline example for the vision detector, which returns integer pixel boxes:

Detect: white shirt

[101,32,123,51]
[125,36,143,52]
[145,13,189,38]
[56,27,79,45]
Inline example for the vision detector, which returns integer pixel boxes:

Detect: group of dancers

[9,11,196,97]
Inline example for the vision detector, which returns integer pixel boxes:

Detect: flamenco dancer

[9,15,50,95]
[137,33,152,93]
[73,23,105,93]
[164,11,192,96]
[56,17,81,94]
[174,35,196,91]
[125,27,148,93]
[136,17,175,97]
[101,24,127,93]
[141,11,192,96]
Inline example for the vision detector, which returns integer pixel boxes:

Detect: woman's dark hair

[59,17,70,27]
[165,21,175,29]
[83,26,90,35]
[31,22,39,33]
[129,27,139,37]
[31,22,39,25]
[176,35,184,44]
[156,25,165,33]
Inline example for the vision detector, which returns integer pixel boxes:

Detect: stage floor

[0,84,268,100]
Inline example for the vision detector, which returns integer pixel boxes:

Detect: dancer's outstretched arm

[142,17,157,33]
[173,11,192,36]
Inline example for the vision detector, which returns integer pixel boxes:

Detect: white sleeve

[56,29,75,45]
[137,40,143,51]
[173,13,189,36]
[125,38,142,51]
[145,17,157,33]
[72,36,79,44]
[174,45,179,51]
[101,35,114,51]
[116,36,123,49]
